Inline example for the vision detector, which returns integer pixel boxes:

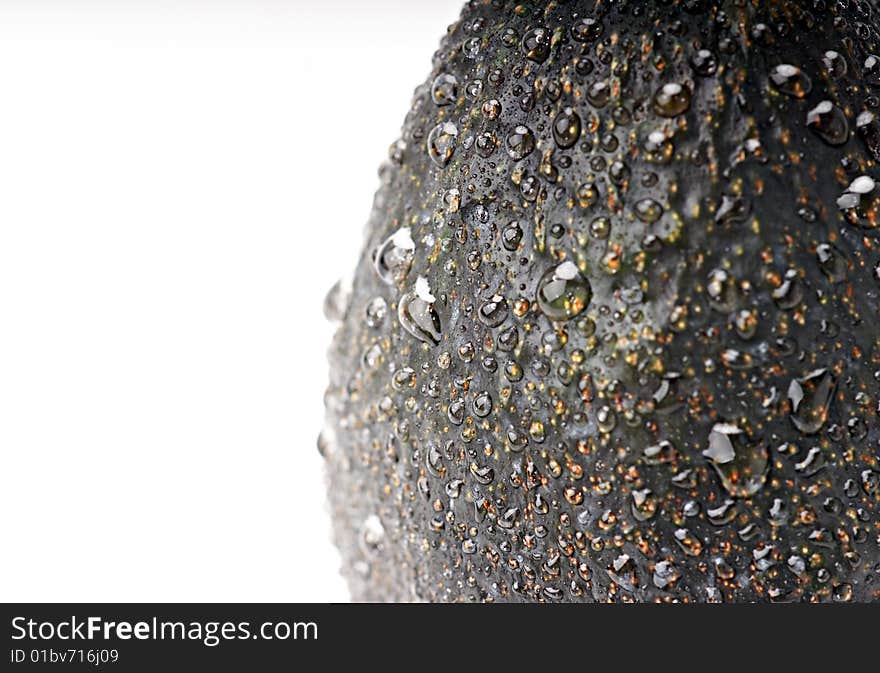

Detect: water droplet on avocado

[690,49,717,76]
[631,488,658,521]
[427,121,458,167]
[863,54,880,86]
[576,181,600,208]
[462,37,481,59]
[522,27,551,63]
[703,423,769,498]
[707,268,739,312]
[474,132,496,158]
[501,221,523,251]
[837,175,880,229]
[769,64,812,97]
[707,499,737,525]
[806,101,848,146]
[715,194,751,225]
[589,216,611,239]
[644,130,673,164]
[597,405,616,433]
[399,280,442,345]
[674,528,703,556]
[571,17,603,42]
[552,107,581,149]
[430,73,458,106]
[447,399,465,425]
[364,297,388,328]
[470,463,495,485]
[478,293,509,327]
[653,561,680,590]
[856,111,880,161]
[733,309,758,340]
[652,82,691,117]
[472,391,492,417]
[361,342,382,370]
[587,80,612,108]
[821,50,847,79]
[817,243,847,283]
[794,446,826,477]
[788,369,836,435]
[772,268,803,309]
[606,554,638,590]
[634,198,663,223]
[391,367,415,391]
[506,125,535,160]
[536,261,592,321]
[373,227,415,284]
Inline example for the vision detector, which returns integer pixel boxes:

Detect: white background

[0,0,461,602]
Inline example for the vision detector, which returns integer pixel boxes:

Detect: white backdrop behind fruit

[0,0,462,602]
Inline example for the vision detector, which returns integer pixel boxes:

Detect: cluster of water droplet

[322,0,880,603]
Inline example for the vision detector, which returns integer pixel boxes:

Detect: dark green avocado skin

[323,0,880,602]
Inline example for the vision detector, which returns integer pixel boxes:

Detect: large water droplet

[447,399,465,425]
[769,64,812,98]
[478,293,509,327]
[856,111,880,161]
[673,528,703,556]
[373,227,415,284]
[571,17,603,42]
[587,80,612,108]
[427,121,458,167]
[690,48,717,76]
[506,125,535,160]
[864,54,880,86]
[653,561,680,590]
[521,27,551,63]
[771,268,803,309]
[806,101,848,146]
[707,499,737,525]
[430,73,458,106]
[596,405,616,433]
[398,277,442,345]
[631,488,658,521]
[652,82,691,117]
[703,423,769,498]
[552,107,581,149]
[715,194,751,225]
[821,50,847,79]
[734,309,758,340]
[817,243,847,283]
[365,297,388,328]
[606,554,638,591]
[501,221,523,251]
[634,198,663,223]
[788,369,836,435]
[470,463,495,485]
[643,130,673,164]
[472,391,492,417]
[706,268,739,312]
[794,446,826,477]
[837,175,880,229]
[536,261,592,321]
[576,181,599,208]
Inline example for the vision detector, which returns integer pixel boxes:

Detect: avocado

[322,0,880,602]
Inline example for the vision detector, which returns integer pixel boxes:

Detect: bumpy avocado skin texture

[324,0,880,602]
